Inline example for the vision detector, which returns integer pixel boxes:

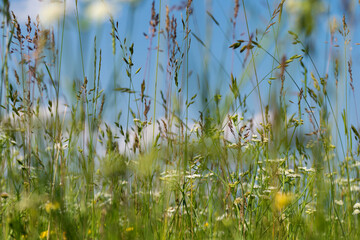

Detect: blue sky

[6,0,360,156]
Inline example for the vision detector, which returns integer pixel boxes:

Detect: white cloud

[85,1,119,23]
[10,0,76,25]
[11,0,125,26]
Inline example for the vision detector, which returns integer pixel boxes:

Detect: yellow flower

[125,227,134,232]
[40,230,55,239]
[45,201,60,213]
[204,222,209,227]
[40,231,48,239]
[274,192,293,211]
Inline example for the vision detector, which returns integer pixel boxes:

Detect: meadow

[1,0,360,239]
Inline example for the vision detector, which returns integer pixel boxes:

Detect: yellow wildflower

[40,230,55,239]
[45,201,60,213]
[40,231,48,239]
[204,222,209,227]
[125,227,134,232]
[274,192,293,211]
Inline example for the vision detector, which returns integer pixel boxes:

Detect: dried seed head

[144,99,151,120]
[227,115,235,137]
[334,58,339,87]
[279,55,287,96]
[187,0,193,9]
[11,11,22,43]
[171,16,177,45]
[110,18,116,55]
[340,14,349,37]
[14,70,20,85]
[234,0,239,19]
[161,119,168,133]
[98,95,105,119]
[330,17,337,38]
[26,16,32,34]
[165,6,170,35]
[0,192,9,199]
[348,60,354,91]
[298,88,303,105]
[150,1,159,37]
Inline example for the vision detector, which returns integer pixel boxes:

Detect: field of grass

[1,0,360,239]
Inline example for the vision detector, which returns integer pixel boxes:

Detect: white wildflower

[352,209,360,215]
[350,161,360,168]
[216,213,227,221]
[266,158,286,163]
[227,143,238,148]
[203,173,214,178]
[286,173,301,178]
[119,180,128,185]
[234,197,242,205]
[305,208,316,215]
[334,200,343,206]
[353,203,360,209]
[258,194,270,199]
[284,169,300,178]
[166,207,176,217]
[190,126,199,133]
[350,185,360,192]
[185,174,201,179]
[159,170,180,180]
[265,186,277,193]
[299,166,315,173]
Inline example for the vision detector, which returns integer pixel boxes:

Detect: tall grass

[1,0,360,239]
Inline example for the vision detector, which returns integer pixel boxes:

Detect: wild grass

[1,0,360,239]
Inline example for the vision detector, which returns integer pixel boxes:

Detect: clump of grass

[1,0,360,239]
